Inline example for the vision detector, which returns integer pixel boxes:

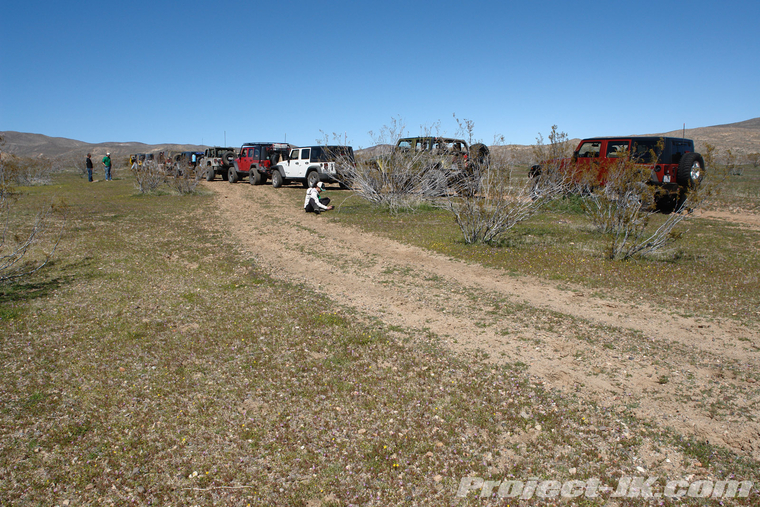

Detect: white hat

[107,152,111,156]
[317,181,324,190]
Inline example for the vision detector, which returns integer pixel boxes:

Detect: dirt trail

[697,210,760,230]
[211,182,760,459]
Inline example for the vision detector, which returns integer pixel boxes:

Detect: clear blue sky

[2,0,758,149]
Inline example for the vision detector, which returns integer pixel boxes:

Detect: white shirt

[304,187,329,210]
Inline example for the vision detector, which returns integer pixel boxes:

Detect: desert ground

[212,182,760,461]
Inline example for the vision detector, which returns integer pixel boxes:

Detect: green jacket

[102,156,112,167]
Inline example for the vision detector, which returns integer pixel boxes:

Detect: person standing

[102,152,112,181]
[86,153,94,182]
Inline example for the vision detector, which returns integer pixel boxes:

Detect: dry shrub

[1,153,54,186]
[0,149,65,282]
[132,160,166,194]
[335,119,446,212]
[131,157,202,195]
[166,166,202,195]
[441,147,565,244]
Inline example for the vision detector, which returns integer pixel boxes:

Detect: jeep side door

[569,140,603,186]
[236,147,254,172]
[299,148,312,178]
[281,149,300,178]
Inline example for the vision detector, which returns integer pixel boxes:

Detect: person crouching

[304,181,334,214]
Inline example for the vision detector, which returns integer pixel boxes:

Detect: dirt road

[211,182,760,459]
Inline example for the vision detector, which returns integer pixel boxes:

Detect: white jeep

[271,145,354,189]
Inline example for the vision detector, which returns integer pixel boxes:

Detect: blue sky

[2,0,758,149]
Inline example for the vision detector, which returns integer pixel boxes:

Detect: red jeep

[229,142,293,184]
[530,136,704,212]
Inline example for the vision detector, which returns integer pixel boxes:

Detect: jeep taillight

[324,163,328,169]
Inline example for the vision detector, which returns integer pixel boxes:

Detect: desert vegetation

[1,125,759,505]
[2,172,758,505]
[131,157,203,195]
[339,122,729,261]
[0,137,66,282]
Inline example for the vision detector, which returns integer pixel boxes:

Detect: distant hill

[4,117,760,167]
[0,131,204,165]
[658,118,760,156]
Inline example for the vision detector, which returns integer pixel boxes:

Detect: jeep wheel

[250,169,264,185]
[228,167,238,184]
[205,168,215,181]
[272,170,284,188]
[677,152,704,188]
[306,170,320,189]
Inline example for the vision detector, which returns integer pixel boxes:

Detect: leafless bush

[1,153,55,186]
[528,125,584,199]
[131,160,166,194]
[440,147,565,244]
[335,119,445,212]
[0,146,66,282]
[166,166,202,195]
[532,124,574,163]
[723,148,742,176]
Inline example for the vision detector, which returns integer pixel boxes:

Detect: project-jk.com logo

[456,476,753,500]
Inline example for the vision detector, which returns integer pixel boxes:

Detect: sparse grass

[1,173,758,506]
[709,164,760,212]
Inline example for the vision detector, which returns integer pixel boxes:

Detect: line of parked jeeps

[203,142,355,189]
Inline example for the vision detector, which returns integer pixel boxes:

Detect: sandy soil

[211,182,760,459]
[697,209,760,230]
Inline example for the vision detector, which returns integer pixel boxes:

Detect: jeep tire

[250,168,265,185]
[306,170,320,189]
[677,152,704,188]
[206,167,215,181]
[272,170,284,188]
[228,167,238,184]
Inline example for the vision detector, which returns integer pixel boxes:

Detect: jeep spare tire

[677,152,704,188]
[469,143,490,168]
